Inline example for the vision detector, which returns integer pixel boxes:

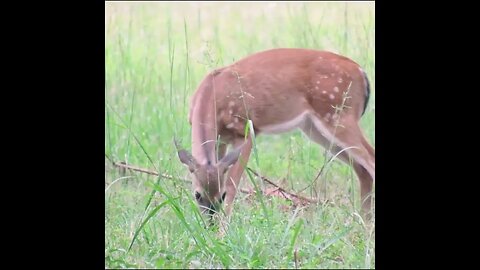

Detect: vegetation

[105,2,375,268]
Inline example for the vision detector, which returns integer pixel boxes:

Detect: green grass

[105,2,375,268]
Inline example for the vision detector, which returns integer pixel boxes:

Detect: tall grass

[105,2,375,268]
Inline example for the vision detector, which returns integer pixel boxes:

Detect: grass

[105,1,375,269]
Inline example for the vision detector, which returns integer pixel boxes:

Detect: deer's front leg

[223,135,253,217]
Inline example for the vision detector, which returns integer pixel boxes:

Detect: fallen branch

[106,157,318,205]
[113,161,171,178]
[109,160,252,194]
[247,167,319,205]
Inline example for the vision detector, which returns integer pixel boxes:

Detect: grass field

[105,2,375,268]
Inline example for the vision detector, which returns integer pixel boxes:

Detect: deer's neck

[191,75,219,166]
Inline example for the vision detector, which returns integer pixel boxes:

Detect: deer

[175,48,375,223]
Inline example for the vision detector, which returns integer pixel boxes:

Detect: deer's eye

[220,192,227,203]
[194,191,201,201]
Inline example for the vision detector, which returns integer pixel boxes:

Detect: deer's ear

[217,144,244,171]
[174,138,198,173]
[177,149,198,173]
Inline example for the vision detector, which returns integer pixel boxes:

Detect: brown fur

[178,48,375,219]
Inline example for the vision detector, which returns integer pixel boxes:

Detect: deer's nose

[207,203,216,215]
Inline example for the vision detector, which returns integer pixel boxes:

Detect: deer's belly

[257,111,310,134]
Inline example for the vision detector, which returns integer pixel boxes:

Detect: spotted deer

[176,48,375,220]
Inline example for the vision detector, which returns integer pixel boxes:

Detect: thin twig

[107,158,319,204]
[113,161,166,177]
[294,248,299,269]
[105,153,114,164]
[109,160,252,194]
[246,167,319,204]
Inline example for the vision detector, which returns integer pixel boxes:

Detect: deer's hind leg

[300,113,375,218]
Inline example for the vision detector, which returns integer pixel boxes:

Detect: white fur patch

[259,111,309,134]
[309,114,375,181]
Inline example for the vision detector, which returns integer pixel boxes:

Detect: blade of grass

[183,17,190,137]
[246,120,259,167]
[281,206,301,247]
[125,83,136,164]
[105,101,164,227]
[128,198,174,252]
[317,226,353,254]
[245,167,270,222]
[150,181,231,267]
[288,219,303,260]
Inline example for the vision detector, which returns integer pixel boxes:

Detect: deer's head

[175,140,242,216]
